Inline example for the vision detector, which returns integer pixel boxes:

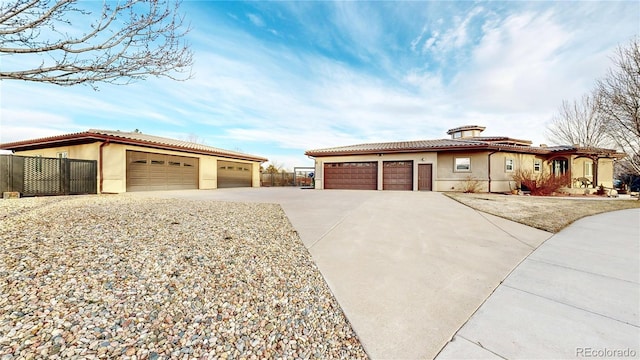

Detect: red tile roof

[0,129,268,162]
[305,138,624,158]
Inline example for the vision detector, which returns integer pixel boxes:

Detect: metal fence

[1,155,97,196]
[261,172,313,187]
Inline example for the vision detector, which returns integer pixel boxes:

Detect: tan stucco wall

[436,151,489,192]
[16,144,101,160]
[15,142,263,193]
[311,150,617,193]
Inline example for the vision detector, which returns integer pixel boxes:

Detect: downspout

[99,140,110,194]
[592,156,598,189]
[487,150,499,193]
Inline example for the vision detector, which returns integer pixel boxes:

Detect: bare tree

[597,37,640,176]
[545,94,610,147]
[0,0,193,87]
[265,161,283,174]
[184,133,204,144]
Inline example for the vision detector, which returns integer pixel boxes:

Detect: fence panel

[23,156,62,195]
[69,160,98,194]
[0,155,97,196]
[260,172,313,187]
[261,172,295,187]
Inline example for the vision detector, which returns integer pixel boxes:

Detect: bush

[459,175,483,193]
[512,170,571,196]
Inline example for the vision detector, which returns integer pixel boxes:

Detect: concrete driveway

[436,208,640,359]
[128,188,551,359]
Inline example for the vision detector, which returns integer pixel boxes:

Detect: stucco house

[305,125,625,193]
[0,129,267,193]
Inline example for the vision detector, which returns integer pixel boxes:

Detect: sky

[1,1,638,169]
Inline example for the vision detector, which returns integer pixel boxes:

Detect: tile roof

[306,138,503,156]
[0,129,268,162]
[446,125,486,134]
[305,137,626,158]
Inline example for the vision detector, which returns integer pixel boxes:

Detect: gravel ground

[0,195,367,360]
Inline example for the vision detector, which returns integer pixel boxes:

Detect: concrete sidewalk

[436,208,640,359]
[129,188,552,359]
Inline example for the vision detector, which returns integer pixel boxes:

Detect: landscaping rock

[0,195,367,359]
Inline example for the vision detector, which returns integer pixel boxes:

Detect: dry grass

[445,193,640,233]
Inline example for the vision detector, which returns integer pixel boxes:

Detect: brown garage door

[383,161,413,190]
[218,160,252,188]
[126,151,198,191]
[324,162,377,190]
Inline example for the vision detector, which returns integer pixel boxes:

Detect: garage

[324,162,377,190]
[126,151,198,191]
[383,161,413,191]
[218,160,253,188]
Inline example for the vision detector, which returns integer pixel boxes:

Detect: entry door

[418,164,432,191]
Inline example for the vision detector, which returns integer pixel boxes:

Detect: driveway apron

[436,208,640,359]
[127,188,552,359]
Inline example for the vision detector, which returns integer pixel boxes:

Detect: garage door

[324,162,377,190]
[218,160,252,188]
[126,151,198,191]
[383,161,413,190]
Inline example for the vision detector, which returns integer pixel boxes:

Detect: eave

[0,132,268,163]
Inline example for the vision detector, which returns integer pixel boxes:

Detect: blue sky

[1,1,638,169]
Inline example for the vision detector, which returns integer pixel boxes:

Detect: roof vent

[447,125,486,139]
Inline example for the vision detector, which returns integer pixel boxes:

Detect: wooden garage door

[218,160,252,188]
[126,151,198,191]
[324,162,377,190]
[383,161,413,191]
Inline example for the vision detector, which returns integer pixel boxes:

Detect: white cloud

[416,6,484,57]
[2,2,637,169]
[247,13,265,27]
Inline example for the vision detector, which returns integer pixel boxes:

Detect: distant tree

[265,163,282,174]
[0,0,193,88]
[184,133,204,144]
[597,37,640,177]
[545,94,610,147]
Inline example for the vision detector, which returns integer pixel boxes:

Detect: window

[168,161,181,166]
[553,158,569,175]
[534,160,541,173]
[455,157,470,172]
[505,158,514,172]
[151,160,165,165]
[584,162,593,177]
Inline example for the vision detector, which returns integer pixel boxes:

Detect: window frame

[584,162,593,177]
[505,158,514,172]
[533,160,542,173]
[454,157,471,172]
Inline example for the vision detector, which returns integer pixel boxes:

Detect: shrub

[512,170,571,196]
[459,175,483,193]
